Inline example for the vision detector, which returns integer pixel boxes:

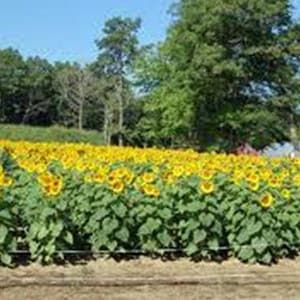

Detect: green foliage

[1,2,300,151]
[10,167,75,262]
[0,124,104,144]
[0,48,57,125]
[70,183,135,252]
[95,17,141,76]
[2,147,300,265]
[222,182,300,263]
[134,0,300,151]
[0,198,16,265]
[94,16,141,145]
[175,177,224,258]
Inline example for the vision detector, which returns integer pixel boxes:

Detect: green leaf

[211,221,222,235]
[101,194,115,206]
[178,188,190,198]
[28,223,39,238]
[290,215,299,227]
[146,217,161,231]
[37,226,49,240]
[144,205,156,216]
[112,203,127,218]
[143,240,157,252]
[260,251,272,264]
[236,229,250,244]
[158,208,172,220]
[238,247,254,261]
[185,242,199,256]
[42,207,54,218]
[107,240,118,251]
[261,214,272,226]
[232,211,243,223]
[281,230,294,243]
[29,241,39,254]
[193,229,207,244]
[251,236,268,255]
[0,210,11,222]
[186,219,199,232]
[262,229,276,244]
[157,231,172,247]
[0,225,8,244]
[115,226,129,242]
[201,213,214,228]
[64,231,73,244]
[186,201,202,213]
[52,222,64,237]
[102,217,119,234]
[228,233,235,244]
[45,242,56,255]
[138,218,161,235]
[1,253,11,265]
[248,220,263,237]
[207,238,219,251]
[92,232,109,249]
[94,208,109,221]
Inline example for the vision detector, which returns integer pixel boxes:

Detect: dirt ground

[1,257,300,300]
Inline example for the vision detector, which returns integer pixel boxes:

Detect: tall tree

[140,0,300,151]
[23,56,56,125]
[55,64,94,130]
[0,48,26,123]
[95,17,141,145]
[134,45,194,147]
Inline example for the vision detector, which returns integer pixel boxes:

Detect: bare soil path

[1,258,300,300]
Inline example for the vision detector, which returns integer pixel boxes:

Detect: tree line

[1,0,300,151]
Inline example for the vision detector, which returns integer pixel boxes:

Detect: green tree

[0,48,26,123]
[134,45,194,147]
[94,16,141,145]
[54,63,95,130]
[23,56,56,125]
[0,50,58,126]
[139,0,300,151]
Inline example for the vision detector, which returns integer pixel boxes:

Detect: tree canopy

[1,1,300,151]
[135,0,300,151]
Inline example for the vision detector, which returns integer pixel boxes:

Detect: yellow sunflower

[94,172,106,183]
[110,180,125,194]
[47,179,63,197]
[268,176,281,188]
[199,181,215,194]
[0,175,13,187]
[294,174,300,186]
[141,172,155,184]
[259,192,274,209]
[143,184,160,198]
[248,180,260,192]
[199,169,214,180]
[281,188,291,200]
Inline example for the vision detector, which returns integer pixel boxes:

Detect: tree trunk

[118,76,124,146]
[290,113,300,152]
[78,77,84,131]
[78,99,83,130]
[22,90,33,124]
[0,93,4,122]
[104,104,109,145]
[103,103,112,146]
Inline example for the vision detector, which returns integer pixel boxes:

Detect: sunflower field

[0,139,300,265]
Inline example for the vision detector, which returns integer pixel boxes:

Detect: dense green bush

[0,124,103,144]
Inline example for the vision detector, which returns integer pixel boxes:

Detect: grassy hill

[0,124,104,144]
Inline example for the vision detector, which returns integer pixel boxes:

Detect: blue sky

[0,0,299,63]
[0,0,174,63]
